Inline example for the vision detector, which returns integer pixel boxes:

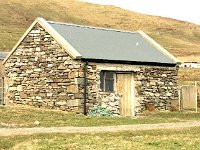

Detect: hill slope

[0,0,200,57]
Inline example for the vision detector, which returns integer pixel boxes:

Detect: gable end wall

[4,23,98,112]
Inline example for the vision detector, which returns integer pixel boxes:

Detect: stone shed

[3,18,179,116]
[0,52,9,105]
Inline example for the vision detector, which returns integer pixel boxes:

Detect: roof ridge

[47,20,138,35]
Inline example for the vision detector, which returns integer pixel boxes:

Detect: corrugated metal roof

[0,52,8,60]
[48,21,176,64]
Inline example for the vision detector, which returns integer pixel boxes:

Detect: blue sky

[81,0,200,25]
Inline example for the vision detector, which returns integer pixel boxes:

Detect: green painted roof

[48,21,176,64]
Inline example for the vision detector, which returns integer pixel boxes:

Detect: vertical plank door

[116,73,133,116]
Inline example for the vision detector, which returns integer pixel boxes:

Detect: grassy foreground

[1,105,200,128]
[1,127,200,150]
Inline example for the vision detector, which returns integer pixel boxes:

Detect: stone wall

[98,92,121,116]
[134,66,179,115]
[93,63,179,115]
[4,23,98,112]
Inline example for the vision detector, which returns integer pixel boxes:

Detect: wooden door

[116,73,134,116]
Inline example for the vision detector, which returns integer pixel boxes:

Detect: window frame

[100,71,115,92]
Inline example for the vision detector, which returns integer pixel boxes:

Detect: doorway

[116,73,134,116]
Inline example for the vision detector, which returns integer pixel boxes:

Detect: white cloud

[81,0,200,25]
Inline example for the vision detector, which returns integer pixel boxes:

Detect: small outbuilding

[0,52,9,105]
[178,56,200,68]
[3,18,179,116]
[0,52,9,77]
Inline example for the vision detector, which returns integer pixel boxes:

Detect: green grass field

[1,105,200,128]
[1,127,200,149]
[1,106,200,149]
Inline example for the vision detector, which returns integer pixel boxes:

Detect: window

[100,71,114,92]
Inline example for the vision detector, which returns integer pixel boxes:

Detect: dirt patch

[1,121,200,137]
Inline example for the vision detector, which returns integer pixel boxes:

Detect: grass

[1,127,200,149]
[0,0,200,57]
[0,105,200,128]
[178,68,200,85]
[0,26,24,51]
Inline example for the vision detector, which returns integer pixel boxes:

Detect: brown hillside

[0,0,200,57]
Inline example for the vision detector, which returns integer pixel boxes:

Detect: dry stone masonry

[98,93,121,116]
[4,23,97,112]
[94,63,179,116]
[134,66,179,115]
[4,23,179,116]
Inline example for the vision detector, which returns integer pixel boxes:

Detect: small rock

[162,74,167,77]
[34,121,40,125]
[166,92,172,96]
[48,64,53,68]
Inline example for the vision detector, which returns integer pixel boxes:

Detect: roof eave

[81,58,177,67]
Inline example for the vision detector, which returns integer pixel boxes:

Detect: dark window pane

[100,72,104,90]
[105,80,114,92]
[100,71,114,92]
[105,72,114,79]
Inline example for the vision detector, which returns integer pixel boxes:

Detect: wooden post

[195,81,198,113]
[179,87,182,112]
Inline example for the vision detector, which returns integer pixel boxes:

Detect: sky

[81,0,200,25]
